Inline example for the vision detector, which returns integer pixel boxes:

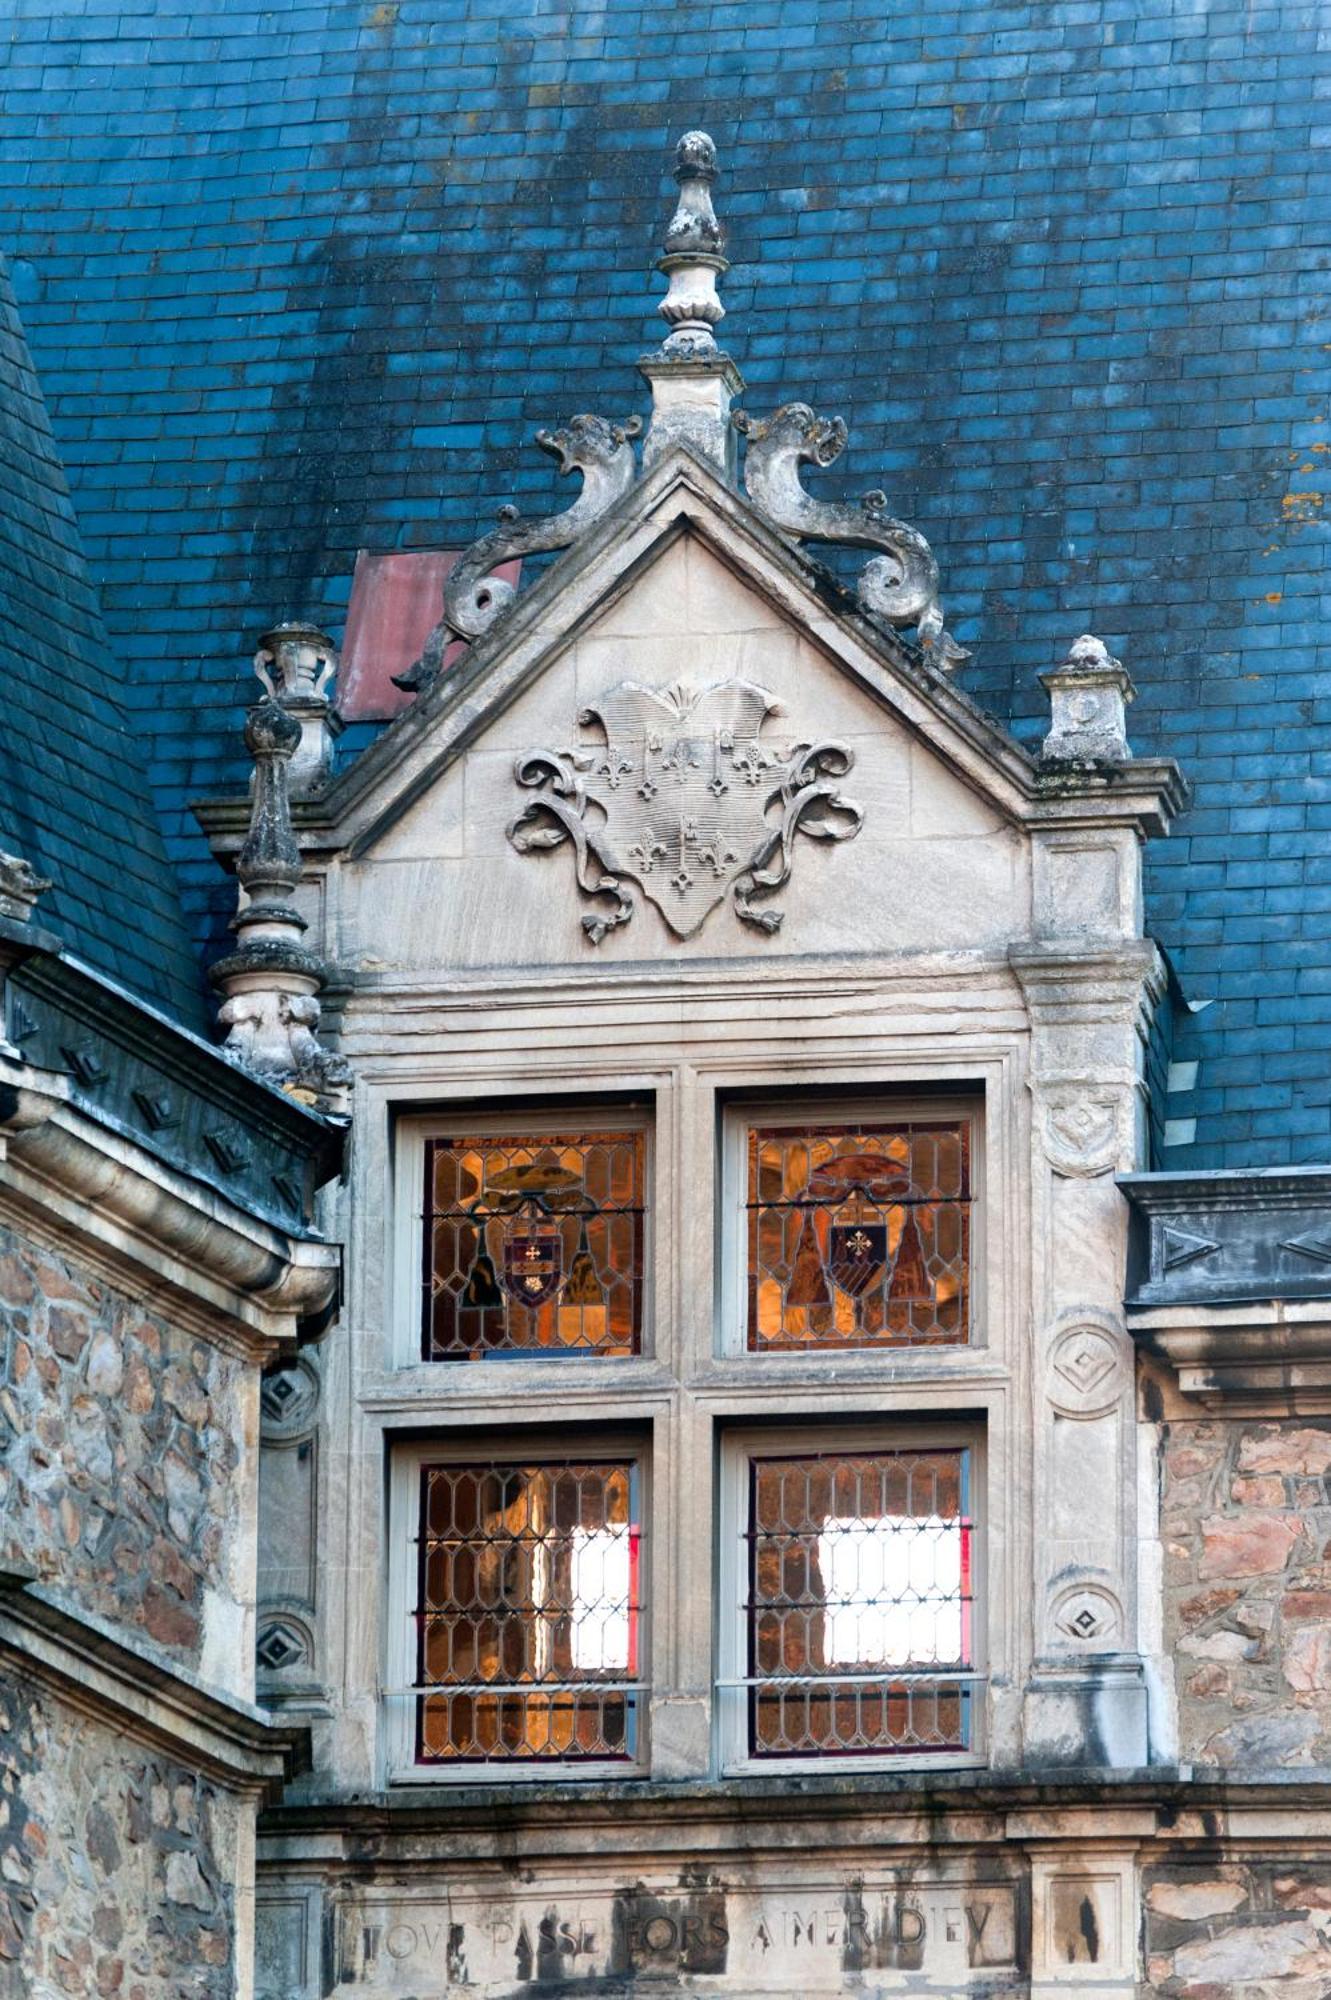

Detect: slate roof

[0,253,204,1026]
[0,0,1328,1163]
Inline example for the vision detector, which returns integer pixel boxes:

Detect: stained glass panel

[746,1120,970,1350]
[414,1458,643,1764]
[746,1447,973,1758]
[421,1130,645,1360]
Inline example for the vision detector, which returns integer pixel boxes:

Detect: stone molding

[0,1051,340,1357]
[0,1571,305,1799]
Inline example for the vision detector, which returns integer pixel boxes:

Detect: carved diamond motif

[132,1087,178,1132]
[203,1128,250,1175]
[1054,1335,1115,1398]
[259,1360,318,1433]
[61,1042,109,1087]
[256,1619,309,1673]
[1052,1585,1122,1647]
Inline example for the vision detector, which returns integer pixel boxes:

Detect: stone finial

[640,132,744,477]
[1039,634,1135,765]
[253,622,340,796]
[656,131,726,353]
[210,699,351,1113]
[0,852,52,924]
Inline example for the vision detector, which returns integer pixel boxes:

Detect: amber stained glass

[422,1131,645,1359]
[746,1447,973,1758]
[747,1121,970,1350]
[414,1459,642,1763]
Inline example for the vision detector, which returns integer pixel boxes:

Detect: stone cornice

[1120,1170,1331,1411]
[1008,940,1167,1033]
[11,946,345,1237]
[259,1769,1331,1857]
[0,1571,306,1798]
[0,1053,340,1357]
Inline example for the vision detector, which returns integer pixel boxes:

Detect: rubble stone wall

[1143,1860,1331,1996]
[1162,1415,1331,1767]
[0,1220,251,1675]
[0,1668,242,1999]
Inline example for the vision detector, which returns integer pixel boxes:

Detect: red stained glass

[422,1131,645,1360]
[747,1121,970,1350]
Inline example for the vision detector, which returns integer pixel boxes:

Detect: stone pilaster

[1012,940,1167,1769]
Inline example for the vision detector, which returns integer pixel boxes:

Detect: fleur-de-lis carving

[594,745,634,789]
[628,831,669,875]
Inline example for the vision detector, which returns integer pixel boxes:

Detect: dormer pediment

[274,449,1180,979]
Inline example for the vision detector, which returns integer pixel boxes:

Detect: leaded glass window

[421,1130,646,1360]
[413,1458,643,1764]
[745,1446,973,1759]
[746,1120,970,1350]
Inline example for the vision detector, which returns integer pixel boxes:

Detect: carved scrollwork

[396,414,643,691]
[508,748,635,946]
[508,677,863,944]
[733,402,968,668]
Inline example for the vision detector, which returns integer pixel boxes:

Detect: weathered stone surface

[1146,1879,1247,1921]
[1144,1863,1331,1997]
[0,1223,246,1673]
[1238,1426,1331,1477]
[0,1672,237,2000]
[1198,1511,1300,1578]
[1161,1416,1331,1766]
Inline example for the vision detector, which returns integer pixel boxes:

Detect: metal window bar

[413,1459,644,1764]
[745,1447,974,1758]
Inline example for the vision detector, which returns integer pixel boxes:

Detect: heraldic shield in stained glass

[747,1122,970,1350]
[422,1132,645,1359]
[507,677,863,944]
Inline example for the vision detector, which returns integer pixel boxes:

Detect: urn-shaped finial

[253,621,340,795]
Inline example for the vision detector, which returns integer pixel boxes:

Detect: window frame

[716,1093,985,1360]
[715,1420,987,1777]
[385,1432,652,1785]
[393,1105,655,1371]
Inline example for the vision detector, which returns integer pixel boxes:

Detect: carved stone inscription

[508,677,863,943]
[335,1874,1023,1993]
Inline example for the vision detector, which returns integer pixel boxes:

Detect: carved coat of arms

[507,678,863,942]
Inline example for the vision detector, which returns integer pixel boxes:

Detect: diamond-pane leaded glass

[746,1447,973,1758]
[747,1121,970,1350]
[422,1131,645,1360]
[414,1458,643,1764]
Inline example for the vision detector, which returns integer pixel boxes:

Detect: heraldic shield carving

[507,678,864,942]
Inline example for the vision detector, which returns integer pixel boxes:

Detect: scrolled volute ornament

[733,402,968,669]
[396,414,643,693]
